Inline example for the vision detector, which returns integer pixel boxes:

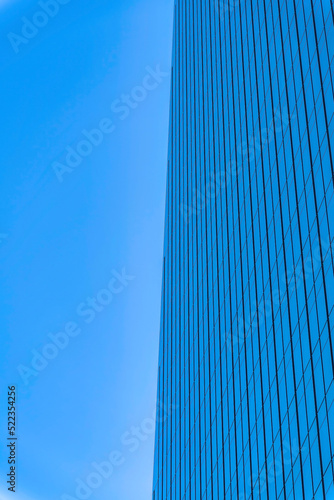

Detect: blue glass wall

[153,1,334,498]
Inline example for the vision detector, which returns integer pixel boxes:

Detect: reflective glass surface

[153,1,334,498]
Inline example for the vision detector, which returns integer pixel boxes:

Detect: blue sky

[0,0,173,499]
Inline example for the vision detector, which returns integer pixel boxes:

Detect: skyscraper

[153,1,334,498]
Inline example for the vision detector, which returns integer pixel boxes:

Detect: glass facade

[153,0,334,498]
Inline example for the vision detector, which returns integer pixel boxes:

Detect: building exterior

[153,1,334,499]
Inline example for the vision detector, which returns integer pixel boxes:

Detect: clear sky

[0,0,173,499]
